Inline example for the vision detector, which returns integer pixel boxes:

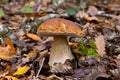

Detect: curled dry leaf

[2,76,19,80]
[0,38,16,59]
[26,33,41,41]
[13,65,30,76]
[85,69,111,80]
[50,63,74,75]
[0,45,14,59]
[85,16,103,22]
[46,74,64,80]
[95,35,105,56]
[4,38,15,53]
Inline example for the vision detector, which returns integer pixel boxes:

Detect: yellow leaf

[85,16,103,22]
[4,76,19,80]
[26,33,41,41]
[13,65,30,76]
[27,51,37,57]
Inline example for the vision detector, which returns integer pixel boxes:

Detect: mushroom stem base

[49,36,74,66]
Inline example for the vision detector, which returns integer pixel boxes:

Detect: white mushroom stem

[49,36,74,66]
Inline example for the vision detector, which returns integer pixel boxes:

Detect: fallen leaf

[26,33,41,41]
[4,38,15,53]
[76,11,89,19]
[0,45,14,59]
[85,16,103,22]
[46,74,64,80]
[95,35,105,56]
[27,51,37,57]
[13,65,30,76]
[3,76,19,80]
[85,69,111,80]
[87,6,98,16]
[50,63,74,75]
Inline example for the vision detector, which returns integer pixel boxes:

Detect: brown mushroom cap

[37,18,83,37]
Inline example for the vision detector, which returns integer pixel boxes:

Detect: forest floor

[0,0,120,80]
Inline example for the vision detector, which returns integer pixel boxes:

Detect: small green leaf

[80,48,88,55]
[20,3,33,13]
[2,0,8,4]
[89,40,97,50]
[87,48,99,58]
[67,8,77,16]
[52,0,58,3]
[79,41,85,49]
[0,9,5,17]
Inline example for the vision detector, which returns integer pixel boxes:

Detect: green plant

[2,0,8,4]
[0,9,5,17]
[20,3,33,13]
[66,7,77,16]
[76,40,99,58]
[80,40,99,58]
[52,0,58,3]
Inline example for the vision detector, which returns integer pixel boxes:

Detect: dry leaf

[0,38,16,59]
[50,63,74,75]
[69,42,78,49]
[87,6,98,16]
[3,76,19,80]
[95,35,105,56]
[23,13,47,18]
[26,33,41,41]
[85,16,103,22]
[0,45,14,59]
[13,65,30,76]
[85,69,110,80]
[27,51,37,57]
[4,38,15,53]
[46,74,64,80]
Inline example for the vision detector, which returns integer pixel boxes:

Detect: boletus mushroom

[37,18,83,66]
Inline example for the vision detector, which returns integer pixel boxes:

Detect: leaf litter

[0,0,120,80]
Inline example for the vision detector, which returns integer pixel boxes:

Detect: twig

[38,13,69,22]
[36,57,45,78]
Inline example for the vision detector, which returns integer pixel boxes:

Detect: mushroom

[37,18,83,66]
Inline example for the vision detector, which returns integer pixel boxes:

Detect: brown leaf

[46,74,64,80]
[50,63,74,75]
[4,38,15,53]
[85,69,110,80]
[0,45,14,59]
[26,33,41,41]
[3,76,19,80]
[84,16,103,22]
[95,35,105,56]
[23,13,47,18]
[87,6,98,16]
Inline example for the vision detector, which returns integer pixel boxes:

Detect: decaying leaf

[95,35,105,56]
[46,74,64,80]
[0,38,16,59]
[87,6,99,16]
[13,65,30,76]
[27,51,37,57]
[26,33,41,41]
[50,63,74,75]
[0,46,15,60]
[4,38,15,53]
[3,76,19,80]
[85,69,111,80]
[84,16,103,22]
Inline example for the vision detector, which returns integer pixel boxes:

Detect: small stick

[36,57,45,78]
